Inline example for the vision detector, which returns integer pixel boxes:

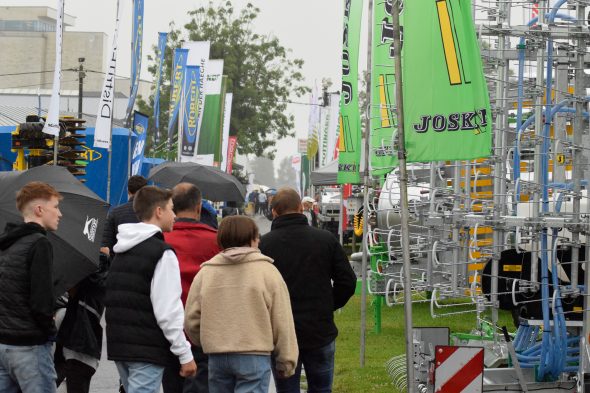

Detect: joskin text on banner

[94,1,123,149]
[198,60,225,165]
[337,0,363,184]
[42,0,64,136]
[179,65,201,161]
[403,0,491,162]
[183,41,211,155]
[370,0,401,176]
[131,111,149,175]
[167,48,188,146]
[153,32,167,141]
[125,0,144,124]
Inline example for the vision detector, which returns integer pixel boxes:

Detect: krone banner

[42,0,65,136]
[403,0,491,162]
[337,0,363,184]
[94,1,123,149]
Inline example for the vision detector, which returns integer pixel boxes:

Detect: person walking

[100,175,147,256]
[0,181,62,393]
[185,216,298,393]
[259,188,356,393]
[105,186,196,393]
[55,252,109,393]
[258,192,268,216]
[163,183,221,393]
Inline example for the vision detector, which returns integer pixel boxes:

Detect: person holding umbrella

[0,181,62,392]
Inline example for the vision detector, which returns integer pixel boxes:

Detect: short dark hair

[128,175,148,195]
[217,216,259,250]
[16,181,62,212]
[271,188,301,216]
[172,183,202,213]
[133,186,172,221]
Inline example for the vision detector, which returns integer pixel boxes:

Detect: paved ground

[60,214,278,393]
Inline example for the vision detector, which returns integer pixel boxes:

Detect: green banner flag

[403,0,491,162]
[370,0,401,177]
[198,60,226,165]
[337,0,363,184]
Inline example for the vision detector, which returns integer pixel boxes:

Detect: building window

[0,20,56,32]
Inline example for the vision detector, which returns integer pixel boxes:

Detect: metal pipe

[359,0,374,369]
[392,1,414,390]
[452,161,461,295]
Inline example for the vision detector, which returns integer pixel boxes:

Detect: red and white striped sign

[434,346,484,393]
[532,1,539,21]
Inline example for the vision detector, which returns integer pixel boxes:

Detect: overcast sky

[3,0,373,167]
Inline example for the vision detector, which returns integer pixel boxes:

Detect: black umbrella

[0,166,109,297]
[148,162,247,202]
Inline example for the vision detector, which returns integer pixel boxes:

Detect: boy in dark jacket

[259,188,356,393]
[0,181,62,393]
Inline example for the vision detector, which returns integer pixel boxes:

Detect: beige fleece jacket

[184,247,298,376]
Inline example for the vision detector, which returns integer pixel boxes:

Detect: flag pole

[106,0,121,204]
[359,0,373,368]
[392,0,415,391]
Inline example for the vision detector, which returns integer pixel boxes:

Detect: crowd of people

[0,176,357,393]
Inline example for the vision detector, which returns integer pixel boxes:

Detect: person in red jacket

[163,182,221,393]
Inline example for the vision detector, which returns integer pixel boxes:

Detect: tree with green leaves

[137,1,309,159]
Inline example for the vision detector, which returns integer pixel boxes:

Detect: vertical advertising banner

[183,41,211,150]
[220,93,233,172]
[292,155,302,195]
[131,111,149,175]
[94,1,123,149]
[307,85,321,159]
[403,0,491,162]
[179,65,201,159]
[167,48,188,146]
[320,93,340,167]
[125,0,144,124]
[337,0,363,184]
[42,0,64,136]
[153,32,167,143]
[197,60,225,164]
[226,135,238,174]
[370,0,400,176]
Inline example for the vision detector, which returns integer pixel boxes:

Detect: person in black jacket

[55,252,109,393]
[100,175,147,256]
[0,181,63,393]
[259,188,356,393]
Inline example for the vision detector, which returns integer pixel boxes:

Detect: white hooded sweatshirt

[113,222,193,365]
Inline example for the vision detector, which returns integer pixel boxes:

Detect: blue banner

[131,111,149,176]
[181,65,201,156]
[153,32,167,143]
[167,48,188,145]
[125,0,144,125]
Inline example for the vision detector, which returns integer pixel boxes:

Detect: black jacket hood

[0,222,46,251]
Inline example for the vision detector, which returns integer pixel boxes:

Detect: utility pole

[77,57,85,119]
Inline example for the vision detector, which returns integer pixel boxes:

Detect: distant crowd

[0,176,356,393]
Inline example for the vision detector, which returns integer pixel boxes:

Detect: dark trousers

[273,340,335,393]
[56,359,96,393]
[162,346,209,393]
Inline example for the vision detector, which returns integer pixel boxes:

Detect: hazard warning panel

[434,346,484,393]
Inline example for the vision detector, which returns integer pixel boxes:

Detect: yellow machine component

[353,211,364,237]
[11,126,26,171]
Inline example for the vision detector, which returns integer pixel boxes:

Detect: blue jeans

[115,361,165,393]
[274,340,335,393]
[208,353,271,393]
[0,342,57,393]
